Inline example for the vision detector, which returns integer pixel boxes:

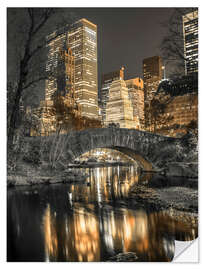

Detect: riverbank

[128,181,198,217]
[162,162,198,178]
[7,164,88,187]
[7,160,137,187]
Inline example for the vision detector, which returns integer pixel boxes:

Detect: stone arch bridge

[49,128,179,171]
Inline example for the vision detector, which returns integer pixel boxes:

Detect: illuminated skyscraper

[68,18,98,119]
[45,18,98,119]
[125,77,144,130]
[143,56,163,130]
[100,68,124,124]
[106,79,134,129]
[45,30,69,100]
[143,56,163,102]
[183,10,198,74]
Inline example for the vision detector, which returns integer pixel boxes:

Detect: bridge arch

[75,146,153,171]
[61,128,177,171]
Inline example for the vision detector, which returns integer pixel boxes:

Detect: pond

[7,165,197,262]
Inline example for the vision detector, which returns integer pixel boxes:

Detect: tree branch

[27,42,46,63]
[27,8,34,33]
[32,8,55,37]
[22,76,48,90]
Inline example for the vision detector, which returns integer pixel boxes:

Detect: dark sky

[69,8,174,86]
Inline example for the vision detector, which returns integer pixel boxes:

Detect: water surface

[7,166,197,262]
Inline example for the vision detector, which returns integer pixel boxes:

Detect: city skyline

[7,7,198,137]
[7,7,178,103]
[24,9,198,136]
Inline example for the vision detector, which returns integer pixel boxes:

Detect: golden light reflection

[41,166,198,262]
[43,204,58,261]
[70,166,139,205]
[102,209,149,254]
[73,207,100,262]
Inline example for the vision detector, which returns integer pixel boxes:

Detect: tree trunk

[7,81,23,148]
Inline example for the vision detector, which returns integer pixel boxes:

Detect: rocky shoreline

[162,162,198,178]
[128,181,198,219]
[7,169,88,187]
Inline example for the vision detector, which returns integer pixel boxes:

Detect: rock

[107,252,138,262]
[7,175,30,186]
[7,179,16,187]
[165,163,198,178]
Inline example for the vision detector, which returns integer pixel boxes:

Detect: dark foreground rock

[107,252,138,262]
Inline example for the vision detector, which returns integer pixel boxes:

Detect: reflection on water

[7,166,198,262]
[43,203,100,262]
[71,166,140,204]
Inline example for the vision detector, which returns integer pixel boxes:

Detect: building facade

[45,30,68,100]
[68,18,98,119]
[45,18,98,119]
[125,77,144,130]
[150,74,198,137]
[143,56,163,130]
[100,68,124,125]
[183,10,198,75]
[106,79,135,129]
[33,18,99,136]
[143,56,163,102]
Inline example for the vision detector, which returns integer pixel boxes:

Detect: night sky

[68,8,174,87]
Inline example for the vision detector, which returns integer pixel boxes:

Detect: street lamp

[162,65,166,80]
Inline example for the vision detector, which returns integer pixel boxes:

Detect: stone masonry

[56,127,178,171]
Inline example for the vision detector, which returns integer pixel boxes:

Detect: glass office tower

[183,10,198,74]
[45,18,98,119]
[68,18,98,119]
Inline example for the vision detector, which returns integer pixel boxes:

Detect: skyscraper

[57,47,75,100]
[143,56,163,130]
[45,18,98,119]
[100,68,124,125]
[68,18,98,119]
[45,30,69,100]
[143,56,163,102]
[183,10,198,75]
[125,77,144,130]
[106,79,134,129]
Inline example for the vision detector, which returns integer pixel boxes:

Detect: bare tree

[7,8,78,147]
